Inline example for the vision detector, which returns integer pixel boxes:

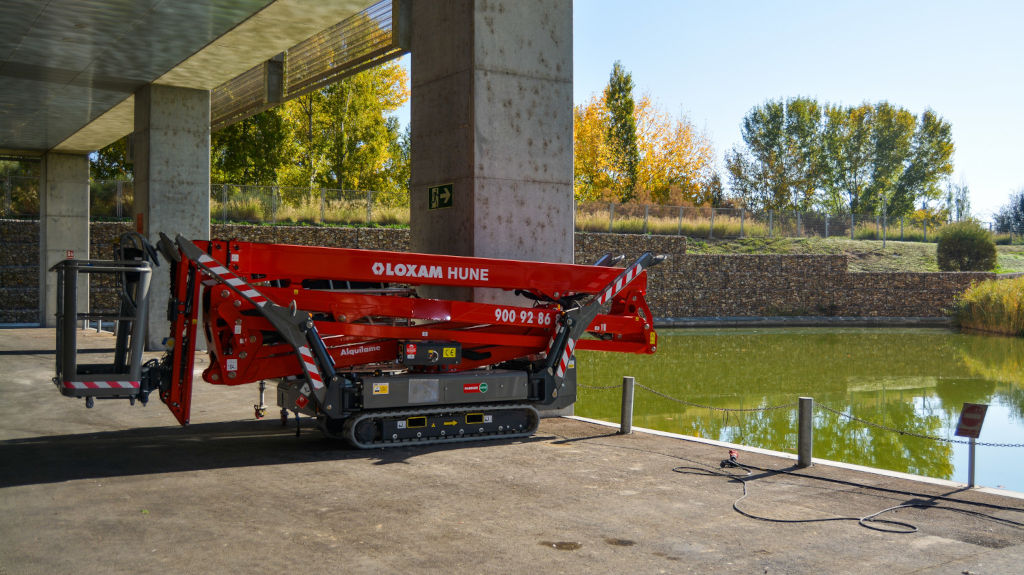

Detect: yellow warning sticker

[372,383,389,395]
[443,347,456,358]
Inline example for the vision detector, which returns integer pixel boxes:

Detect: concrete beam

[134,84,211,348]
[39,153,90,327]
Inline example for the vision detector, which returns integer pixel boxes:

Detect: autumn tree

[633,94,714,205]
[573,94,611,202]
[574,78,715,205]
[604,61,640,202]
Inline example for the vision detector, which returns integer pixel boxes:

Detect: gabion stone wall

[0,221,995,323]
[0,220,40,323]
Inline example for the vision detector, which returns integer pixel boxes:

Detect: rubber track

[330,403,540,449]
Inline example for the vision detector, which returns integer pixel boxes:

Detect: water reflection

[576,328,1024,488]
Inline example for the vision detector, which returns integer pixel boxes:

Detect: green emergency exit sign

[428,184,453,210]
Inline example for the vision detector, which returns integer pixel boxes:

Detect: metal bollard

[798,397,813,468]
[968,437,977,487]
[619,376,635,434]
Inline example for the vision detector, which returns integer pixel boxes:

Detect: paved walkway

[1,328,1022,574]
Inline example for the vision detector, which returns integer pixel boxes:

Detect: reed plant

[953,275,1024,336]
[575,210,771,238]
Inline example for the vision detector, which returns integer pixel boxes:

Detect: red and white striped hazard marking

[298,346,324,391]
[555,337,576,379]
[196,254,269,307]
[597,262,644,305]
[63,380,140,390]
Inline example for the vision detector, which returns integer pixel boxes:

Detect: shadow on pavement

[0,420,544,488]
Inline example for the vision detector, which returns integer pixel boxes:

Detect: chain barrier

[577,383,623,391]
[577,382,798,413]
[579,382,1024,447]
[816,403,1024,448]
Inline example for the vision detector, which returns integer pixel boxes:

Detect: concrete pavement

[1,327,1022,574]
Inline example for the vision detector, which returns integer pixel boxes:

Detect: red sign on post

[954,403,988,438]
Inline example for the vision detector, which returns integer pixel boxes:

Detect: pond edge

[566,415,1024,501]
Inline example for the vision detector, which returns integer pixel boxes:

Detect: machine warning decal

[226,358,238,371]
[443,347,456,358]
[373,383,390,395]
[405,343,417,357]
[463,383,488,394]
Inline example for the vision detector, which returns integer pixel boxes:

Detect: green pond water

[574,328,1024,492]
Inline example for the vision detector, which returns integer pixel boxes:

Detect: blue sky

[395,1,1022,221]
[572,0,1024,221]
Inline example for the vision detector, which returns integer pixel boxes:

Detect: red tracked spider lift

[52,233,662,447]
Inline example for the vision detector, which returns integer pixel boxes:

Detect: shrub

[936,222,996,271]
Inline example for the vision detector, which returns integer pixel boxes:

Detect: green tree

[90,137,133,181]
[369,118,410,206]
[892,109,954,217]
[783,97,824,210]
[946,180,971,222]
[866,102,915,215]
[820,103,874,214]
[278,60,409,200]
[211,108,286,186]
[726,100,787,211]
[604,61,640,202]
[0,159,38,177]
[725,97,823,211]
[994,188,1024,234]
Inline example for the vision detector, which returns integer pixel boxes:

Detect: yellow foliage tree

[573,92,715,205]
[573,94,611,202]
[634,94,715,205]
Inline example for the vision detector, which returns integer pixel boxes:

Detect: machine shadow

[0,419,545,488]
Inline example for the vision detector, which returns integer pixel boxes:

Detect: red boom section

[169,240,657,417]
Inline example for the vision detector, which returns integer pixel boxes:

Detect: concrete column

[134,84,211,348]
[39,153,90,327]
[410,0,573,303]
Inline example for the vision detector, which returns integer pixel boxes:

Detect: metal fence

[0,177,410,226]
[3,176,1019,244]
[90,179,134,219]
[210,184,409,226]
[575,201,954,242]
[0,175,40,218]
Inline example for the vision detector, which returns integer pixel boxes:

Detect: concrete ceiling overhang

[0,0,375,156]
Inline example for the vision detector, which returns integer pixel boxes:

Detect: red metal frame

[164,239,657,424]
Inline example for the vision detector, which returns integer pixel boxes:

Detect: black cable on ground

[673,455,1024,533]
[552,433,1024,533]
[674,462,919,533]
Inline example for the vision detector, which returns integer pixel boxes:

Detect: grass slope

[684,237,1024,274]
